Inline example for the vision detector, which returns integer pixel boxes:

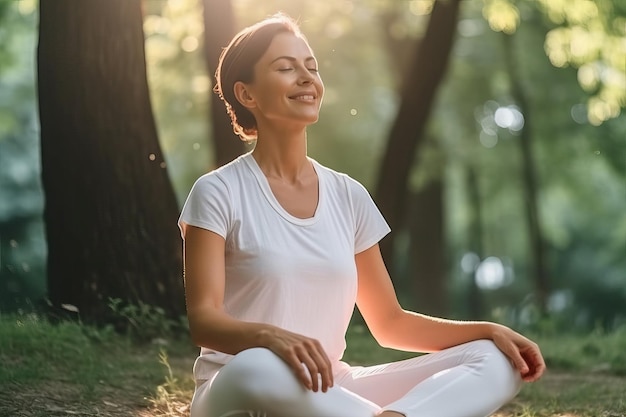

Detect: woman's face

[240,31,324,131]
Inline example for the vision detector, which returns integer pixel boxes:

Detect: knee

[209,348,303,407]
[467,340,522,399]
[220,348,286,384]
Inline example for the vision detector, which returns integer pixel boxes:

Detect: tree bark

[502,33,550,314]
[201,0,245,167]
[38,0,185,323]
[375,0,461,266]
[408,179,447,316]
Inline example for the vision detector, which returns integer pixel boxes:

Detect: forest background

[1,0,625,337]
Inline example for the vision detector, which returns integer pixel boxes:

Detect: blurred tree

[374,0,461,283]
[407,164,447,315]
[37,0,185,322]
[373,1,449,315]
[201,0,246,166]
[502,29,550,314]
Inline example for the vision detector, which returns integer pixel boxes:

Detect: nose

[297,67,315,85]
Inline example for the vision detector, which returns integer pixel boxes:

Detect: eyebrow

[270,56,317,64]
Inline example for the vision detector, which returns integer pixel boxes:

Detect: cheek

[315,77,324,94]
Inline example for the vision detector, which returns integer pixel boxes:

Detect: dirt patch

[0,380,156,417]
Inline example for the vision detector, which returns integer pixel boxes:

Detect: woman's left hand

[490,324,546,382]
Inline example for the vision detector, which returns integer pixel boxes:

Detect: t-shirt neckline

[243,152,324,226]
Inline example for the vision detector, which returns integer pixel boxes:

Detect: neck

[252,127,310,182]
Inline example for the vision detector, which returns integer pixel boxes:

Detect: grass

[1,313,625,416]
[0,313,196,416]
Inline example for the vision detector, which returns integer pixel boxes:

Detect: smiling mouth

[289,95,316,101]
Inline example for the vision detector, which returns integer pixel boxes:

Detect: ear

[233,81,256,109]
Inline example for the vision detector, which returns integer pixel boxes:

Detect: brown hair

[214,13,303,141]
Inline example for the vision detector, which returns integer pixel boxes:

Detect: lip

[288,92,317,101]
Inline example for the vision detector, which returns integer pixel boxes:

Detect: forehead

[260,32,315,63]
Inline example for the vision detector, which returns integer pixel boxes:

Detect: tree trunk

[201,0,245,167]
[375,0,461,266]
[408,179,447,316]
[502,33,550,314]
[38,0,184,323]
[465,167,485,318]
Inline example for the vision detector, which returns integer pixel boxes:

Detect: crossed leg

[190,340,522,417]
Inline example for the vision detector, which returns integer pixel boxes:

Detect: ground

[2,368,625,417]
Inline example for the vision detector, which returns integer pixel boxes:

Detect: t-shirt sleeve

[346,177,391,254]
[178,173,231,240]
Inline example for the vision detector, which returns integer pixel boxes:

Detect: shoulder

[312,158,369,195]
[191,152,251,194]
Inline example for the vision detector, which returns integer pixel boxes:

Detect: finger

[322,353,333,391]
[308,342,332,392]
[299,353,319,391]
[284,349,313,389]
[507,346,530,375]
[522,351,546,382]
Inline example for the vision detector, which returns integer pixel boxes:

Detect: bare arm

[355,243,545,382]
[183,225,333,391]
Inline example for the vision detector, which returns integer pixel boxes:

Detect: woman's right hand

[258,326,333,393]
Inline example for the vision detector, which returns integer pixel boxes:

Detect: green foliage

[533,327,626,375]
[108,297,187,343]
[438,0,626,324]
[0,313,194,415]
[483,0,626,126]
[0,0,624,331]
[0,0,45,312]
[0,313,120,390]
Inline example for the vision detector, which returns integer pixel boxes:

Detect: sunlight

[192,75,211,93]
[569,25,598,62]
[545,28,570,68]
[577,63,600,92]
[181,36,199,52]
[143,15,171,35]
[409,0,434,17]
[475,256,511,290]
[588,96,620,125]
[482,0,520,34]
[16,0,36,15]
[461,252,480,274]
[494,106,524,132]
[566,0,599,24]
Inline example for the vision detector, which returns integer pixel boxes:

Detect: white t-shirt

[178,152,390,381]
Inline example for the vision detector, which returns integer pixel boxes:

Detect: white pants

[191,340,522,417]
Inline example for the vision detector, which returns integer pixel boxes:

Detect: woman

[179,13,545,417]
